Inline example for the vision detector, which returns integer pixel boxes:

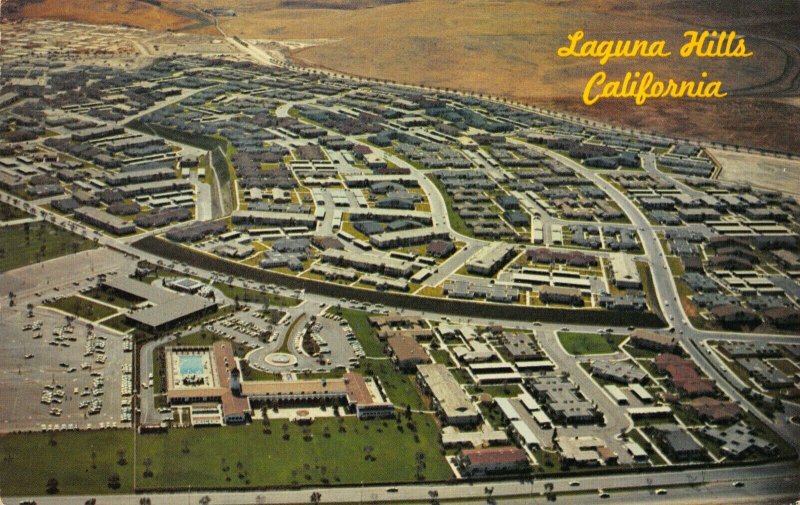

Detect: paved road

[528,146,800,453]
[8,461,799,504]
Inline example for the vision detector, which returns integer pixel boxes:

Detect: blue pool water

[179,355,205,375]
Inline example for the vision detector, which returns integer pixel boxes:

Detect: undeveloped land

[14,0,800,153]
[707,148,800,196]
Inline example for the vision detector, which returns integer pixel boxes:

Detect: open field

[558,332,626,355]
[0,413,450,495]
[0,429,135,496]
[0,221,97,273]
[136,414,450,490]
[13,0,215,33]
[707,148,800,196]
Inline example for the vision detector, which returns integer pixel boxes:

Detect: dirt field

[15,0,216,33]
[707,148,800,196]
[208,0,800,153]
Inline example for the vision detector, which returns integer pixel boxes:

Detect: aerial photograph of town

[0,1,798,504]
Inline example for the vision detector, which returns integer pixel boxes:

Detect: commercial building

[654,426,706,461]
[386,335,431,371]
[699,421,775,459]
[455,447,529,476]
[608,253,641,289]
[417,364,480,426]
[501,333,541,361]
[590,360,647,385]
[466,243,517,276]
[527,374,602,425]
[557,436,618,466]
[103,277,217,333]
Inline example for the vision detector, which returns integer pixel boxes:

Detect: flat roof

[417,364,478,420]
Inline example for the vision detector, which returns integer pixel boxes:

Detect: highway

[8,461,799,504]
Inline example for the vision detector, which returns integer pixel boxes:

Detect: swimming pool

[179,355,205,376]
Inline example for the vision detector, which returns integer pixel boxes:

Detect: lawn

[136,414,451,490]
[428,348,454,367]
[83,286,142,309]
[426,175,473,238]
[332,308,384,358]
[627,429,665,465]
[101,314,135,333]
[557,332,627,355]
[212,282,300,308]
[362,359,427,410]
[0,201,28,221]
[467,384,521,398]
[45,295,119,322]
[0,221,96,272]
[0,429,135,496]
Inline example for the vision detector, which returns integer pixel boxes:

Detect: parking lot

[243,304,359,374]
[0,305,131,432]
[0,249,132,433]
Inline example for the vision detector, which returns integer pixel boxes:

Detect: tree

[108,473,121,489]
[46,476,59,494]
[117,448,127,466]
[310,491,322,504]
[544,482,555,502]
[363,445,375,461]
[143,457,153,477]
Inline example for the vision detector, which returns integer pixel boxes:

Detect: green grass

[83,287,142,309]
[332,308,385,358]
[637,262,661,319]
[0,201,28,221]
[278,316,305,354]
[532,448,562,473]
[0,221,96,272]
[426,175,473,238]
[240,360,283,381]
[623,344,660,359]
[136,414,450,490]
[0,429,134,496]
[44,295,119,321]
[101,314,135,333]
[466,384,521,398]
[428,348,453,367]
[666,256,684,276]
[769,358,799,375]
[362,359,426,410]
[478,402,505,429]
[627,429,665,465]
[557,332,626,355]
[212,283,299,308]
